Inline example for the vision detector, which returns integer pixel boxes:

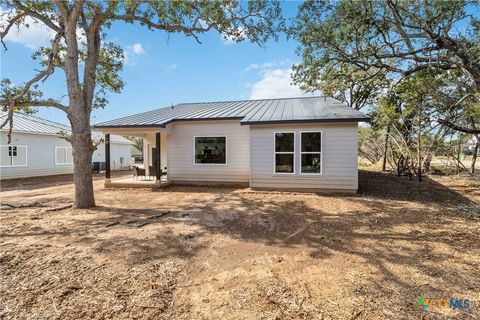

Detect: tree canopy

[290,0,480,134]
[0,0,283,208]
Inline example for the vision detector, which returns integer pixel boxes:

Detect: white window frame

[193,136,228,165]
[300,130,323,175]
[0,145,28,167]
[55,146,73,165]
[273,131,296,174]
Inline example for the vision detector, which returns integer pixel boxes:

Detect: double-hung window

[274,132,295,173]
[301,132,322,174]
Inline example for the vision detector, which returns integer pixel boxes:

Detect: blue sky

[1,2,311,125]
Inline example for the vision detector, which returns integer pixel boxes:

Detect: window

[301,132,322,174]
[194,137,226,164]
[0,145,27,167]
[55,147,73,165]
[8,146,17,157]
[274,132,294,173]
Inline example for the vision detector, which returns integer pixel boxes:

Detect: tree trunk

[382,124,390,171]
[417,107,422,182]
[69,113,95,208]
[472,135,479,174]
[457,136,462,175]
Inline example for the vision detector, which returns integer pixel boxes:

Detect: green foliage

[1,80,40,114]
[1,0,284,111]
[358,126,384,164]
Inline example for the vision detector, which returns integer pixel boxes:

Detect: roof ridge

[175,95,328,106]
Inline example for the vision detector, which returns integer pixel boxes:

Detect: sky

[0,2,314,126]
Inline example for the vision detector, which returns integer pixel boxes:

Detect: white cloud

[131,43,144,54]
[124,43,145,65]
[0,12,55,49]
[244,59,292,72]
[0,9,87,51]
[249,68,316,99]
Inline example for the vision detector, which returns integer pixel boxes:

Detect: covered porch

[102,127,169,189]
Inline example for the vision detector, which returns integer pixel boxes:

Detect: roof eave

[240,117,371,126]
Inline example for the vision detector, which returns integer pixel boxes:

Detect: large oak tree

[290,0,480,133]
[0,0,283,208]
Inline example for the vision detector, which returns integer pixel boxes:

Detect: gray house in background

[0,112,132,180]
[94,96,369,193]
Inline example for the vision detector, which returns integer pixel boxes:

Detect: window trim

[300,130,323,175]
[0,145,28,167]
[273,131,296,175]
[193,135,228,166]
[55,146,73,165]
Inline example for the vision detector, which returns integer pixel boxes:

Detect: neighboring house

[95,96,369,193]
[466,135,479,153]
[0,112,132,180]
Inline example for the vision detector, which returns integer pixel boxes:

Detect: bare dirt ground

[1,170,479,319]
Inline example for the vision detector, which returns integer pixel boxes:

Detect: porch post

[105,133,111,180]
[155,132,161,181]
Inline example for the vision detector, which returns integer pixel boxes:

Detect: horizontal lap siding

[167,120,250,182]
[1,132,130,180]
[93,144,132,170]
[0,132,73,179]
[250,123,358,191]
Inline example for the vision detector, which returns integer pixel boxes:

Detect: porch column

[155,132,161,181]
[105,133,111,180]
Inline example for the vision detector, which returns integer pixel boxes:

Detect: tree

[291,0,480,133]
[0,0,283,208]
[128,136,143,154]
[292,61,389,110]
[358,126,385,165]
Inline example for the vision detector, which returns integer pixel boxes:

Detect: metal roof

[93,96,369,128]
[0,112,131,144]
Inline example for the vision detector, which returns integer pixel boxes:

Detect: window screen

[301,132,322,174]
[274,132,294,173]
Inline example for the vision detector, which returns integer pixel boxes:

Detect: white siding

[1,132,131,180]
[0,132,73,179]
[93,143,132,171]
[250,123,358,192]
[167,120,250,183]
[143,132,168,175]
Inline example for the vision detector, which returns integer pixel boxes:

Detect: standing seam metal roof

[0,112,131,144]
[93,96,370,128]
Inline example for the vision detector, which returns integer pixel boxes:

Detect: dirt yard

[1,171,479,319]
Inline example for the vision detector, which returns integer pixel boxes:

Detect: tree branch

[437,119,480,134]
[0,11,27,50]
[13,0,61,32]
[1,99,68,112]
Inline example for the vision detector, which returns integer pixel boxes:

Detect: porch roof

[93,96,369,129]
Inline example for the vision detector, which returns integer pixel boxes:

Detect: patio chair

[134,166,146,180]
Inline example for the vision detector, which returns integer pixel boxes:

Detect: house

[94,96,369,192]
[0,112,132,180]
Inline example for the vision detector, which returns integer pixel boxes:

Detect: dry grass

[1,170,479,319]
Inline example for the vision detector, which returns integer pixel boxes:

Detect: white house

[95,96,369,193]
[0,112,132,180]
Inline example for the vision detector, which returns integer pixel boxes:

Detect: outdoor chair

[134,166,146,180]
